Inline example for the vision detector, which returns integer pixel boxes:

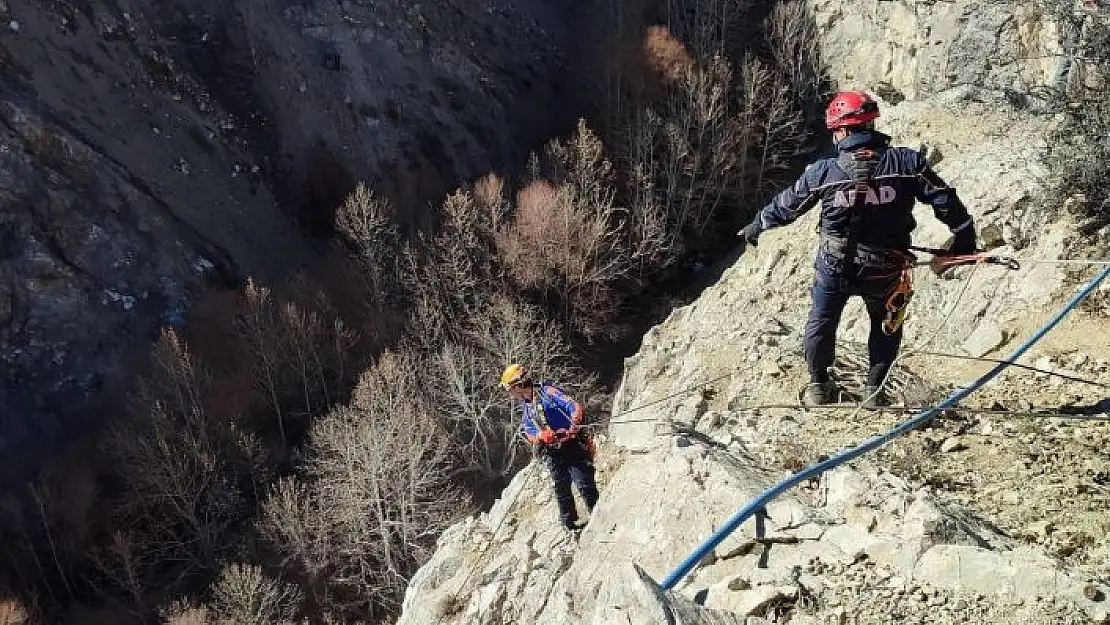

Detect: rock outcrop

[809,0,1063,100]
[394,2,1110,622]
[0,0,588,471]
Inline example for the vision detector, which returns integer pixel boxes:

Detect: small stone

[940,437,968,453]
[962,321,1006,357]
[734,585,791,616]
[727,576,751,591]
[761,359,783,377]
[1024,519,1055,540]
[1085,584,1106,602]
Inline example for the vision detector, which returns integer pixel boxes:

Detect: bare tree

[333,183,406,321]
[236,280,358,444]
[405,189,503,348]
[98,330,267,600]
[497,122,643,338]
[766,0,831,125]
[261,351,468,622]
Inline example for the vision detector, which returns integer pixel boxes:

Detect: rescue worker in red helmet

[501,364,598,531]
[737,90,978,407]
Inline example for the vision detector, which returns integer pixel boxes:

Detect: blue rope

[660,263,1110,590]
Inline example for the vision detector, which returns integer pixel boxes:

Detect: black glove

[738,220,763,249]
[949,225,978,255]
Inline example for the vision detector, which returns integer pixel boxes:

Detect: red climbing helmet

[825,90,880,129]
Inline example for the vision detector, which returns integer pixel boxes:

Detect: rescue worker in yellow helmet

[501,364,598,531]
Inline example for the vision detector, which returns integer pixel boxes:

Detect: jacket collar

[836,130,891,152]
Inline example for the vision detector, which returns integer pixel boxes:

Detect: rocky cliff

[0,0,588,472]
[393,1,1110,623]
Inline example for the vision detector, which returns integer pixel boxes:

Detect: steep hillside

[393,2,1110,623]
[0,0,590,471]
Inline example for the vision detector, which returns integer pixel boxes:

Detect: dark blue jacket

[754,131,974,256]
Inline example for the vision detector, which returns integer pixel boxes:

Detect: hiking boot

[803,380,837,406]
[861,385,890,408]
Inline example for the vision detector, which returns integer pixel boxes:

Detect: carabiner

[988,256,1021,270]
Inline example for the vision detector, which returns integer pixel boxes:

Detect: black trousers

[542,438,598,526]
[804,256,903,388]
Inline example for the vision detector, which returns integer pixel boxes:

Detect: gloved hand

[737,219,762,249]
[949,225,978,255]
[537,429,556,444]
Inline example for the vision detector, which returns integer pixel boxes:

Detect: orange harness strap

[882,266,914,335]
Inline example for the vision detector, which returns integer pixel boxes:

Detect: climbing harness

[906,245,1022,272]
[876,246,1022,336]
[881,266,914,335]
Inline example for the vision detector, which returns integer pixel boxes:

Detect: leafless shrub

[261,351,468,622]
[472,173,508,225]
[736,54,809,199]
[335,184,394,255]
[497,122,642,338]
[624,159,679,271]
[642,25,695,83]
[598,0,822,273]
[210,564,302,625]
[621,54,773,253]
[766,0,831,124]
[662,55,746,232]
[0,452,101,611]
[496,181,565,288]
[161,600,214,625]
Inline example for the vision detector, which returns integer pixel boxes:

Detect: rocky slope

[393,1,1110,623]
[0,0,590,474]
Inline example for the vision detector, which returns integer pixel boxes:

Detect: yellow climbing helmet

[500,363,527,389]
